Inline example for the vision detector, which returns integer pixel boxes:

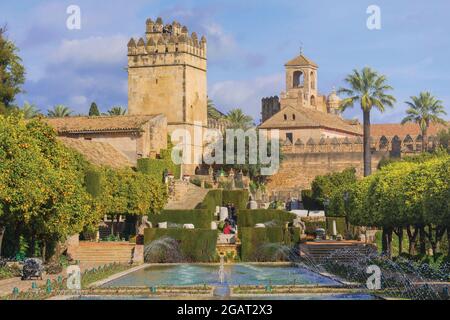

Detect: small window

[286,133,293,143]
[156,79,158,84]
[292,114,296,120]
[284,114,287,121]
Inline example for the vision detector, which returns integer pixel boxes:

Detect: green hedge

[84,169,103,197]
[137,154,181,181]
[144,228,218,262]
[303,221,327,235]
[222,190,249,209]
[237,210,296,228]
[326,217,347,236]
[148,210,214,229]
[240,227,301,262]
[196,190,223,212]
[196,189,248,212]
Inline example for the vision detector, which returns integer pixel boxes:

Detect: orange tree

[0,115,99,260]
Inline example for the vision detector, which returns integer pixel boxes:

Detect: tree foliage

[402,92,447,151]
[225,108,254,130]
[47,105,73,118]
[0,27,25,114]
[338,67,396,176]
[0,115,98,258]
[89,102,100,116]
[107,106,127,116]
[346,154,450,256]
[207,99,225,120]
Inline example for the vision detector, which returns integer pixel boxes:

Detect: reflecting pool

[102,264,340,287]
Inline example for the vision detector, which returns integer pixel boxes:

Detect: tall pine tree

[89,102,100,116]
[0,26,25,114]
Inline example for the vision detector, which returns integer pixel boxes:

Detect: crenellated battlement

[261,96,281,122]
[128,17,207,69]
[281,136,364,154]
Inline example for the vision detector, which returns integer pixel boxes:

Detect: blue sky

[1,0,449,123]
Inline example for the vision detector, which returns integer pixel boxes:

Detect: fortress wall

[267,151,387,196]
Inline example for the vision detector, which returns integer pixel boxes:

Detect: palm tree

[207,99,224,120]
[401,92,447,152]
[338,67,396,176]
[47,105,73,118]
[21,102,41,119]
[107,106,127,116]
[225,108,254,130]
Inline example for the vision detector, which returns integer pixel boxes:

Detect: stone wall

[266,150,387,197]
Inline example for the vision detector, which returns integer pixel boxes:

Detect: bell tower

[280,52,319,110]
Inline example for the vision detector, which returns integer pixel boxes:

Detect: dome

[327,89,341,104]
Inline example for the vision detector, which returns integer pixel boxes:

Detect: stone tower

[280,54,326,112]
[128,18,207,126]
[127,18,208,174]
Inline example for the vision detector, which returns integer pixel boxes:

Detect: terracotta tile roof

[259,105,363,135]
[44,115,163,134]
[285,54,318,68]
[58,137,132,168]
[371,122,449,138]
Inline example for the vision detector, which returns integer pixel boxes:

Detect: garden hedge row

[196,190,223,212]
[237,210,297,228]
[303,221,327,235]
[196,189,249,212]
[144,228,218,262]
[222,190,249,209]
[148,210,214,229]
[240,227,302,262]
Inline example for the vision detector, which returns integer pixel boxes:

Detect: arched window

[284,114,287,121]
[292,114,296,120]
[310,95,316,106]
[293,71,304,88]
[379,136,389,150]
[310,71,316,90]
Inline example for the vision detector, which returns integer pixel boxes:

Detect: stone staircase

[165,181,209,210]
[299,241,377,264]
[70,242,135,264]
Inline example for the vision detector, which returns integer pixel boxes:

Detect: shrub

[222,190,249,209]
[303,221,327,235]
[148,210,214,229]
[197,190,223,212]
[137,156,181,181]
[190,178,202,187]
[240,227,301,262]
[84,169,104,197]
[237,210,296,228]
[144,229,218,262]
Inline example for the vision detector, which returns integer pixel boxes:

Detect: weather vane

[299,42,304,55]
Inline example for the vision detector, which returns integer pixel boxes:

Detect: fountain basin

[101,263,341,288]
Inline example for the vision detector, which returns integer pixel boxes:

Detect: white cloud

[201,22,237,60]
[51,35,128,67]
[69,95,88,109]
[210,74,283,121]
